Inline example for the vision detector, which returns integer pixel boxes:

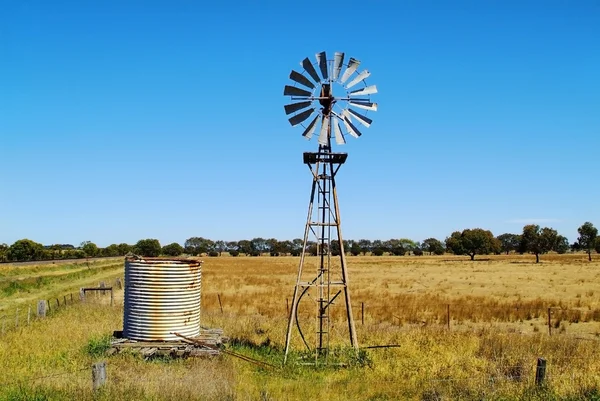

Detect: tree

[555,235,569,254]
[371,239,386,256]
[117,243,132,255]
[135,239,162,257]
[445,229,499,261]
[422,238,444,255]
[399,239,418,255]
[520,225,558,263]
[577,222,598,261]
[350,241,361,256]
[250,238,268,255]
[162,242,184,256]
[8,239,45,262]
[496,233,521,255]
[103,244,120,257]
[184,237,214,255]
[357,239,372,255]
[0,243,8,262]
[595,238,600,254]
[385,239,406,256]
[80,241,99,258]
[290,239,303,256]
[237,240,253,256]
[213,240,226,256]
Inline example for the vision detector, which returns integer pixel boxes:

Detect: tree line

[1,222,598,264]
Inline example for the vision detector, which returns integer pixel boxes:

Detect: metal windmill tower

[282,51,378,364]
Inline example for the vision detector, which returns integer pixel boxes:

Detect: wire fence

[0,278,122,337]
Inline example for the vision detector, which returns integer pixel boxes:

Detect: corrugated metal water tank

[124,257,202,341]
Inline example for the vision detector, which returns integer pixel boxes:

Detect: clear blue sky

[1,1,599,247]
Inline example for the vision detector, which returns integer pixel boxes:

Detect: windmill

[282,51,377,364]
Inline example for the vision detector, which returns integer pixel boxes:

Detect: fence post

[115,278,122,290]
[547,308,552,336]
[361,302,364,325]
[56,298,60,308]
[447,304,451,330]
[27,306,31,326]
[15,308,19,329]
[37,300,47,318]
[92,361,107,391]
[64,295,67,305]
[218,294,223,314]
[535,358,547,386]
[286,298,289,316]
[80,288,86,302]
[110,288,114,307]
[1,315,5,334]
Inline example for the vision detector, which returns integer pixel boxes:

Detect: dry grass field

[1,254,600,400]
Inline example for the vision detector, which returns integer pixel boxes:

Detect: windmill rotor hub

[283,51,378,146]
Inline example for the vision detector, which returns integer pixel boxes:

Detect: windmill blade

[333,120,346,145]
[301,57,321,84]
[302,115,319,139]
[340,57,360,84]
[332,52,344,81]
[289,70,315,89]
[284,85,312,97]
[345,70,371,89]
[288,108,314,126]
[318,115,330,146]
[348,108,372,127]
[342,108,353,122]
[348,100,378,111]
[343,115,363,138]
[316,51,328,80]
[284,101,311,115]
[348,85,378,96]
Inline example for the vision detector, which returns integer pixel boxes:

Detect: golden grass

[2,254,600,400]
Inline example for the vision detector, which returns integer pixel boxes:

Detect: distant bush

[229,250,240,257]
[413,248,424,256]
[208,251,219,257]
[270,251,279,257]
[372,248,384,256]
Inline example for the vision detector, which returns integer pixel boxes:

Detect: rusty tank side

[123,257,202,341]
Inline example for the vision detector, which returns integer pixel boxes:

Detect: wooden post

[80,288,86,302]
[100,281,106,296]
[27,306,31,326]
[361,302,365,325]
[47,299,51,313]
[56,298,60,308]
[535,357,547,386]
[64,295,67,305]
[37,300,47,318]
[286,298,289,316]
[447,304,451,330]
[115,278,122,290]
[110,288,114,307]
[547,308,552,336]
[15,308,19,329]
[70,293,73,302]
[92,361,107,391]
[218,294,223,314]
